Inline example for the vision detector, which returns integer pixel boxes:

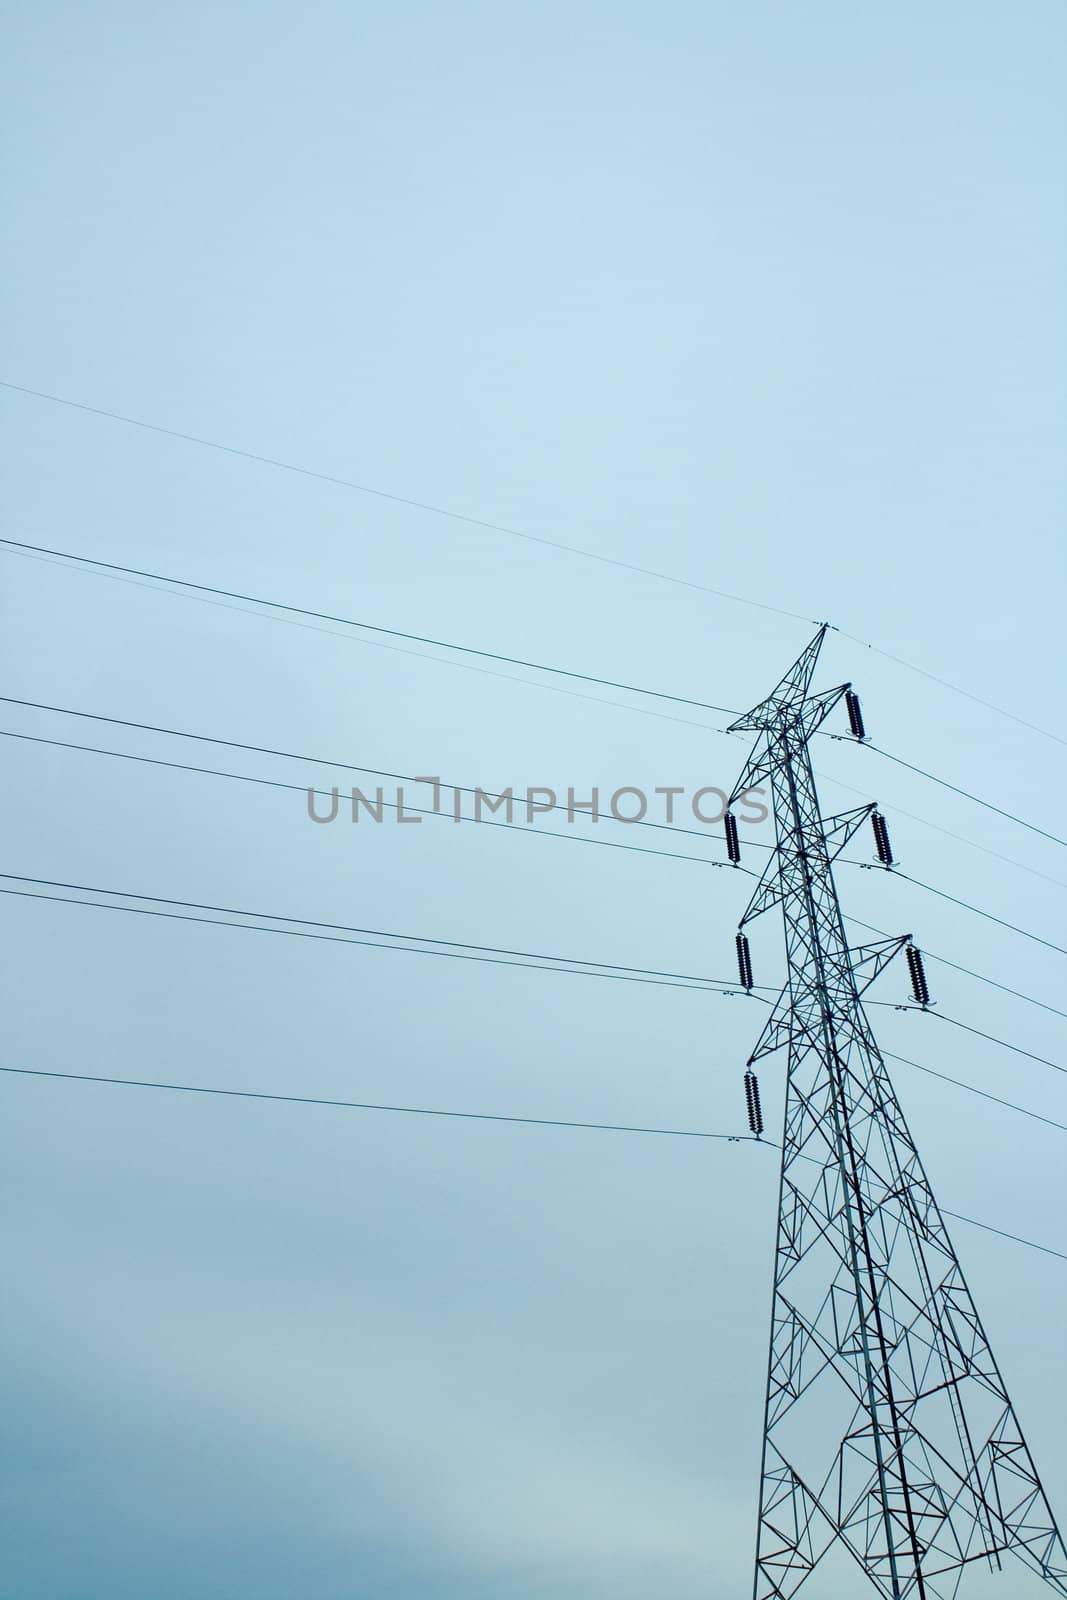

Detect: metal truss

[729,628,1067,1599]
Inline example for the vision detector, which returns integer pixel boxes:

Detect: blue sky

[1,4,1065,1596]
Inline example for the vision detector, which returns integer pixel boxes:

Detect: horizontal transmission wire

[0,382,815,623]
[0,883,758,997]
[0,1065,754,1142]
[2,537,1062,870]
[927,1012,1067,1078]
[1,545,1058,861]
[13,542,1064,887]
[0,870,753,985]
[33,538,1065,873]
[882,1050,1067,1135]
[0,538,738,717]
[863,742,1067,850]
[0,728,736,873]
[831,626,1067,752]
[6,719,1065,1021]
[5,697,1061,969]
[844,915,1067,1024]
[5,873,1061,1087]
[5,379,1062,750]
[934,1213,1067,1263]
[0,695,739,848]
[5,543,741,740]
[865,866,1067,958]
[3,1064,1062,1261]
[821,750,1067,891]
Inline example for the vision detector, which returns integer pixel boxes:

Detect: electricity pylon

[726,628,1067,1599]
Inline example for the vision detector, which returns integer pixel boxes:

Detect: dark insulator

[744,1069,764,1138]
[845,689,866,741]
[906,944,931,1007]
[736,931,754,991]
[872,811,894,867]
[725,811,741,863]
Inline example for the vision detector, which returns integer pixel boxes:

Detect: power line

[0,1065,755,1141]
[0,693,741,847]
[15,544,1064,890]
[0,696,909,876]
[0,381,816,623]
[864,742,1067,850]
[869,866,1067,959]
[12,541,749,740]
[2,542,1059,867]
[882,1050,1067,1135]
[5,872,1062,1088]
[0,881,758,997]
[831,627,1067,752]
[0,869,758,985]
[845,914,1067,1024]
[5,378,1063,752]
[10,713,1067,985]
[934,1212,1067,1264]
[823,746,1067,891]
[0,728,736,873]
[929,1011,1067,1078]
[6,693,1063,965]
[6,718,1066,1019]
[6,884,1064,1220]
[3,1063,1063,1262]
[0,536,738,718]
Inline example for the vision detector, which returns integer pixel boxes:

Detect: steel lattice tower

[726,628,1067,1600]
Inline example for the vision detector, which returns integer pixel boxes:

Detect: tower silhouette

[727,629,1066,1599]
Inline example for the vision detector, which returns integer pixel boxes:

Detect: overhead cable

[3,1063,1062,1261]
